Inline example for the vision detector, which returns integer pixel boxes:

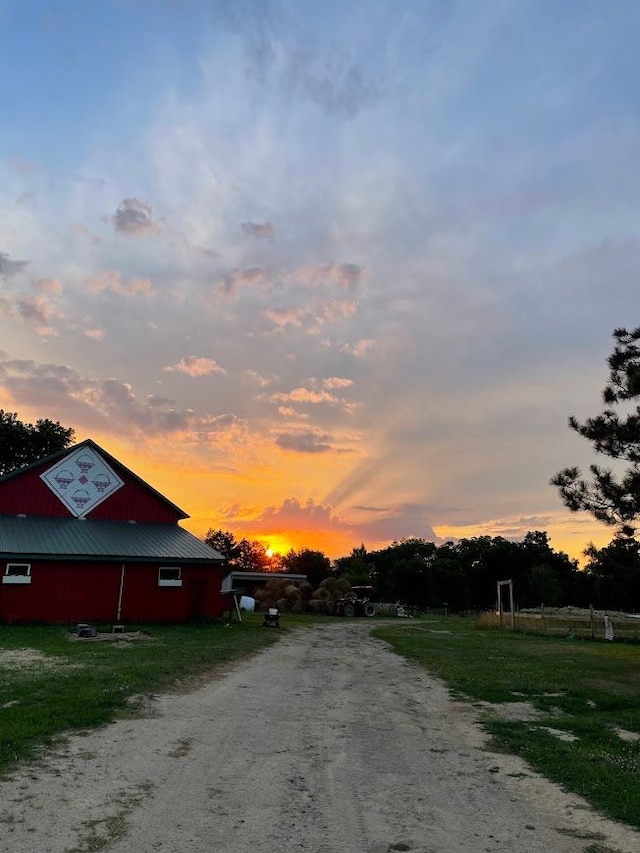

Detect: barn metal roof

[0,515,224,563]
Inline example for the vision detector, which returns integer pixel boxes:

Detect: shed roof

[0,515,223,563]
[221,571,307,592]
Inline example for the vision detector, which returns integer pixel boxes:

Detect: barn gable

[0,439,187,523]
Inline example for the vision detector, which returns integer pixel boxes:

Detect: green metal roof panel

[0,516,223,563]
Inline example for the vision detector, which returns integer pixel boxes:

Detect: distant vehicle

[335,585,377,617]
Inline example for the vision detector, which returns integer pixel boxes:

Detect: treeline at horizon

[205,528,640,614]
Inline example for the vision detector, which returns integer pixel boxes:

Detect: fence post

[590,604,595,640]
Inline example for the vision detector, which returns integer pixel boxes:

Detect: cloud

[84,328,105,340]
[275,431,333,453]
[85,270,153,297]
[322,377,353,389]
[15,295,61,337]
[0,358,242,441]
[112,197,161,236]
[241,221,275,238]
[341,339,374,357]
[6,156,42,174]
[218,1,379,118]
[284,50,379,118]
[263,306,307,328]
[220,262,363,295]
[246,496,347,531]
[0,251,29,279]
[34,277,63,294]
[164,356,226,377]
[270,387,343,406]
[352,502,441,544]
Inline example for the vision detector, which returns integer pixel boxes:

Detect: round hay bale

[254,588,268,602]
[298,581,314,600]
[285,585,302,601]
[264,577,287,595]
[319,577,338,593]
[290,598,304,614]
[312,587,330,601]
[335,579,351,593]
[276,597,289,612]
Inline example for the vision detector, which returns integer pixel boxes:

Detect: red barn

[0,439,224,624]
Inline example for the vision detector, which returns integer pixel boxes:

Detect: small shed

[221,571,307,597]
[0,439,224,624]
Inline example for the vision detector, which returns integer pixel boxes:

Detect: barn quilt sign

[40,446,124,517]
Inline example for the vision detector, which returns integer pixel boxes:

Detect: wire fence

[509,609,640,642]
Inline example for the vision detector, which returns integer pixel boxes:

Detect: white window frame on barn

[3,563,32,584]
[158,566,182,587]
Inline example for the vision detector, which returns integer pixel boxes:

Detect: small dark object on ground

[263,608,280,628]
[74,623,97,638]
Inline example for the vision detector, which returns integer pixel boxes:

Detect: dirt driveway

[1,621,639,853]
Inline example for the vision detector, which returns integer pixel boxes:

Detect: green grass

[374,616,640,829]
[0,614,304,773]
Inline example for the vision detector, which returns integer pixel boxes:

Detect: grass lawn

[374,616,640,829]
[0,614,305,773]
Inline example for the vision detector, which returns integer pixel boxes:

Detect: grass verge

[373,616,640,829]
[0,613,304,774]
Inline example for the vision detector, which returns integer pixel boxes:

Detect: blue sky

[1,0,640,558]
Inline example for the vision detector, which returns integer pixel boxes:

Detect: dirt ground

[1,621,640,853]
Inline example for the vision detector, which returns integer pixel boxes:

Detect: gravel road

[1,621,639,853]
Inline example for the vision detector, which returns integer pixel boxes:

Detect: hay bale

[335,579,351,593]
[276,597,289,612]
[285,585,302,602]
[264,577,288,595]
[319,577,338,593]
[312,587,330,601]
[290,598,304,614]
[298,581,314,600]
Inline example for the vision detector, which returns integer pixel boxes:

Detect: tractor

[334,585,377,617]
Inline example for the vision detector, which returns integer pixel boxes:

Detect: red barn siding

[0,461,182,523]
[120,566,224,622]
[0,561,224,624]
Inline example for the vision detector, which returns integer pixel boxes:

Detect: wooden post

[497,579,515,630]
[590,604,595,640]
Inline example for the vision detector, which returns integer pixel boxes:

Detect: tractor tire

[342,603,356,618]
[363,602,376,617]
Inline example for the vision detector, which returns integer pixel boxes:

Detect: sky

[1,0,640,562]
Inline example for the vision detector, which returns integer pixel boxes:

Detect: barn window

[158,567,182,587]
[3,563,32,584]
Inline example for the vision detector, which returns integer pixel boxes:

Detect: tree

[552,328,640,539]
[235,538,271,572]
[583,536,640,611]
[0,410,75,476]
[334,544,372,586]
[280,548,332,588]
[203,529,271,571]
[204,529,240,562]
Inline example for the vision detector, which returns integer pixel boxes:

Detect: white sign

[41,447,124,517]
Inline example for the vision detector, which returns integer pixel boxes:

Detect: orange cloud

[165,356,226,377]
[86,270,153,297]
